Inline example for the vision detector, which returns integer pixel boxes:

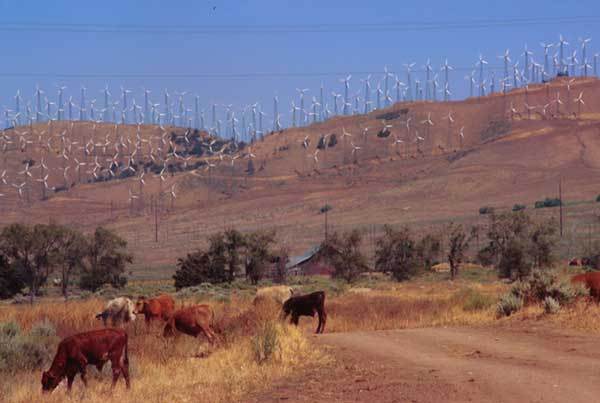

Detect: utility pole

[324,203,329,243]
[154,196,159,243]
[559,178,564,237]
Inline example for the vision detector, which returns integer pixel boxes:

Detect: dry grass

[0,296,326,403]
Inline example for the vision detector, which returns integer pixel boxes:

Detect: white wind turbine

[574,91,585,116]
[540,42,553,80]
[441,59,453,101]
[101,85,110,122]
[360,75,372,114]
[499,49,511,92]
[465,71,476,98]
[383,66,394,107]
[477,55,488,97]
[522,45,533,83]
[423,60,433,101]
[296,88,309,125]
[579,37,592,76]
[340,75,351,115]
[14,90,22,125]
[403,63,416,101]
[393,76,405,103]
[558,34,569,75]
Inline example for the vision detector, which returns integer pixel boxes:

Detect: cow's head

[134,296,147,314]
[41,370,61,392]
[281,297,293,317]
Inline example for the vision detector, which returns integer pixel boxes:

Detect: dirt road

[250,326,600,402]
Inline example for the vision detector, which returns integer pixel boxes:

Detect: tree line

[0,223,132,302]
[174,211,559,288]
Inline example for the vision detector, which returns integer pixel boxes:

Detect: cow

[571,272,600,300]
[282,291,327,334]
[568,258,581,267]
[95,297,136,327]
[134,294,175,324]
[253,285,294,305]
[41,328,130,392]
[163,304,218,344]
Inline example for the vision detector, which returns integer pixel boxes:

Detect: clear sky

[1,0,600,132]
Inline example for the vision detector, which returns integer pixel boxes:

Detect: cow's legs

[200,325,216,344]
[291,313,300,326]
[66,366,78,391]
[317,311,327,334]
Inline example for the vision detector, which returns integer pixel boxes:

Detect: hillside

[1,76,600,274]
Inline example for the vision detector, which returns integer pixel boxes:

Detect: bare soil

[249,325,600,402]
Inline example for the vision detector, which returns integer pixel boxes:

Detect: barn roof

[286,245,321,270]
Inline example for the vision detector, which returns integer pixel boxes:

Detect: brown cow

[571,272,600,300]
[41,328,130,392]
[163,304,218,343]
[282,291,327,334]
[134,294,175,323]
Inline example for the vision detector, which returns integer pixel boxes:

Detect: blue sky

[1,0,600,132]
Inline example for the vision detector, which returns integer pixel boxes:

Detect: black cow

[282,291,327,334]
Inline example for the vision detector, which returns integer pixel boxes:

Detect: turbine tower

[403,63,415,101]
[441,59,453,101]
[477,55,488,97]
[540,42,553,81]
[558,34,569,75]
[340,75,351,115]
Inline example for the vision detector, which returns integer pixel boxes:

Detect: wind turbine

[540,42,553,80]
[522,45,533,83]
[143,88,151,124]
[383,66,394,106]
[360,75,372,113]
[79,86,87,121]
[499,49,511,92]
[393,76,405,103]
[121,87,132,124]
[403,63,416,101]
[569,50,578,77]
[441,59,453,101]
[574,91,585,116]
[35,86,44,123]
[477,55,488,97]
[465,71,476,98]
[423,60,433,101]
[580,37,592,76]
[14,90,22,125]
[340,75,351,115]
[296,88,309,126]
[558,34,569,75]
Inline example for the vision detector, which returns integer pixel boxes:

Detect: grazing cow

[568,258,581,267]
[253,286,294,305]
[163,305,218,344]
[134,294,175,323]
[96,297,136,327]
[571,272,600,300]
[282,291,327,334]
[41,328,130,392]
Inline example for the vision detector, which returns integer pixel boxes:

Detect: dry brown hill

[2,76,600,274]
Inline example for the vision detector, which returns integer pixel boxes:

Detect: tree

[447,223,470,280]
[273,246,290,284]
[375,226,418,281]
[0,223,62,303]
[528,219,558,269]
[0,253,25,299]
[322,229,368,283]
[417,234,441,270]
[244,230,276,284]
[80,227,132,292]
[222,229,245,283]
[54,227,88,300]
[478,212,557,280]
[173,249,227,290]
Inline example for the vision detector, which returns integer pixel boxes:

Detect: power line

[0,16,599,34]
[0,66,505,80]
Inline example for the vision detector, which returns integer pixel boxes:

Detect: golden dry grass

[0,296,327,403]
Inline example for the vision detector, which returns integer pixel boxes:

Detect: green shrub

[512,204,526,212]
[543,296,560,314]
[252,321,280,364]
[479,206,495,215]
[496,293,523,317]
[0,320,58,373]
[534,198,561,209]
